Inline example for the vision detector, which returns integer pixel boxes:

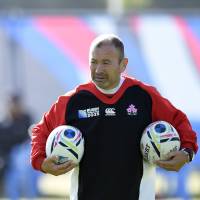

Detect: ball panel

[64,129,75,138]
[155,123,166,133]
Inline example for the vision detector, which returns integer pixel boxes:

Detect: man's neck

[94,77,125,94]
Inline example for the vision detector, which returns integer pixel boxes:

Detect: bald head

[89,34,125,62]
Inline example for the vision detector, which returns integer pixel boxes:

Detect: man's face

[89,44,127,90]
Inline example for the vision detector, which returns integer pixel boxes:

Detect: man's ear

[120,58,128,73]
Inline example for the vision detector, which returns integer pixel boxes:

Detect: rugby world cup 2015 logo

[78,107,100,119]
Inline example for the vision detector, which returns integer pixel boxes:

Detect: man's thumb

[50,155,59,163]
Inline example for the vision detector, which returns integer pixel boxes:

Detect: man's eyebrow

[90,58,111,62]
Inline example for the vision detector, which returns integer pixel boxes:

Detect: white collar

[94,76,125,94]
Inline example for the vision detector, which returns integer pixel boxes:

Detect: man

[31,34,198,200]
[0,94,32,197]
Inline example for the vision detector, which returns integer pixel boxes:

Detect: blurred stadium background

[0,0,200,199]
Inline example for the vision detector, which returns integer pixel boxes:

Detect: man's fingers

[42,156,77,175]
[56,161,74,170]
[165,151,177,159]
[155,155,183,172]
[46,155,59,164]
[156,160,174,167]
[156,160,171,168]
[156,160,175,171]
[54,162,77,175]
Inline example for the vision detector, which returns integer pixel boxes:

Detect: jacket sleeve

[148,86,198,154]
[30,95,69,171]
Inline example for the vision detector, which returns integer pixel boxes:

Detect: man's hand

[155,150,189,172]
[41,156,77,176]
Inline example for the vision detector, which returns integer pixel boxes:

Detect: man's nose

[95,64,104,73]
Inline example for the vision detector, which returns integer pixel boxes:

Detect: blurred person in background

[4,124,40,199]
[31,34,198,200]
[0,94,39,198]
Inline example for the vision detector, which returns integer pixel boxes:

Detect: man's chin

[94,80,107,89]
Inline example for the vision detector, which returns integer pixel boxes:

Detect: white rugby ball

[140,121,180,164]
[46,125,84,164]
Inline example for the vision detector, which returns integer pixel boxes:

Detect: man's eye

[103,61,110,65]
